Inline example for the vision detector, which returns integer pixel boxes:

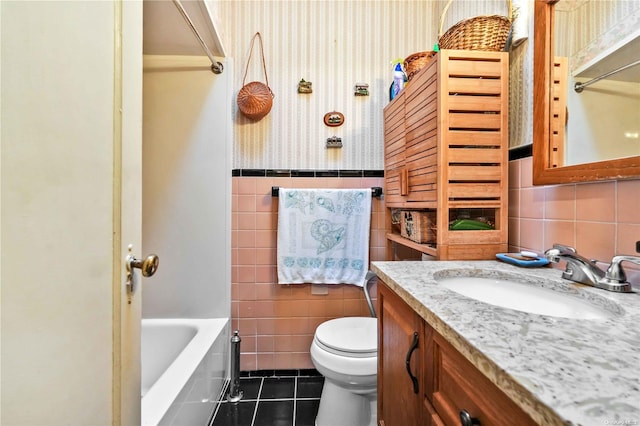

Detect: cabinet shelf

[385,201,437,209]
[446,200,503,209]
[386,232,437,257]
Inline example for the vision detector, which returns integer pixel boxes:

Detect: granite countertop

[371,260,640,426]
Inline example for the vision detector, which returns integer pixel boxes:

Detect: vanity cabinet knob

[459,410,480,426]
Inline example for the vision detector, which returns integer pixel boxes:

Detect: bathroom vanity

[372,260,640,426]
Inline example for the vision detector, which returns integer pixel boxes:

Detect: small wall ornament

[323,111,344,127]
[354,83,369,96]
[298,79,312,93]
[326,136,343,148]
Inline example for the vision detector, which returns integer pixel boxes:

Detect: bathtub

[141,318,229,426]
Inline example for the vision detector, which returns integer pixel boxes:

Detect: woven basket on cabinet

[404,51,437,82]
[438,0,512,52]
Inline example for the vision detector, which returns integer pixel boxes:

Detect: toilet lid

[315,317,377,355]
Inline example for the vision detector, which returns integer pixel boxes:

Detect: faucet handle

[544,243,577,262]
[554,243,576,253]
[605,255,640,284]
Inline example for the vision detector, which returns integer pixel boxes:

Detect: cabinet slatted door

[378,283,423,426]
[384,90,406,204]
[405,59,438,203]
[440,51,507,203]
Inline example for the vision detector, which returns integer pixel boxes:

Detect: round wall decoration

[323,111,344,127]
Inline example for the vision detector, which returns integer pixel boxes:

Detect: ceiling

[143,0,225,58]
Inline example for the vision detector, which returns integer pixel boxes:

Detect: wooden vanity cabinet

[379,280,537,426]
[378,281,423,426]
[425,324,538,426]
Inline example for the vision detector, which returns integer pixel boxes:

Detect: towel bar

[271,186,383,198]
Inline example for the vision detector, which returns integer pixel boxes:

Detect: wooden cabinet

[383,50,509,260]
[377,282,423,426]
[378,280,537,426]
[424,323,537,426]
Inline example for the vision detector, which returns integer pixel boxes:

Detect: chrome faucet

[544,243,636,293]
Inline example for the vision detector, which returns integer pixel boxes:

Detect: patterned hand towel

[277,188,372,286]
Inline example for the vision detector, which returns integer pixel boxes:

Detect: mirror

[533,0,640,184]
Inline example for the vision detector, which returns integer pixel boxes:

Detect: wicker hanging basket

[438,0,512,52]
[404,51,438,82]
[237,32,274,121]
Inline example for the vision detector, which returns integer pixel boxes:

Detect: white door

[1,1,143,425]
[118,1,145,424]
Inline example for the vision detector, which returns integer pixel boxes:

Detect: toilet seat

[314,317,377,358]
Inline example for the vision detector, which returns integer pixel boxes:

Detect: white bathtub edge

[141,318,228,426]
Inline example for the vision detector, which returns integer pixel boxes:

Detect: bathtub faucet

[544,243,634,293]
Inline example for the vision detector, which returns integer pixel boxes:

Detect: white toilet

[310,274,378,426]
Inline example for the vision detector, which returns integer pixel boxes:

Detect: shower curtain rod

[172,0,223,74]
[271,186,383,198]
[574,59,640,93]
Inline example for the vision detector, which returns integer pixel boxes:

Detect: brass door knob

[125,245,159,296]
[129,254,159,277]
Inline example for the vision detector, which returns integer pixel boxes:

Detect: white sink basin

[438,276,615,320]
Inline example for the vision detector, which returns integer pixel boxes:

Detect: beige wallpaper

[555,0,640,70]
[219,0,526,169]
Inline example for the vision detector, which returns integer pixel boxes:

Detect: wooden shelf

[447,200,503,209]
[387,233,437,257]
[385,201,437,209]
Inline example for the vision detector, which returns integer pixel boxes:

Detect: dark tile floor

[209,369,324,426]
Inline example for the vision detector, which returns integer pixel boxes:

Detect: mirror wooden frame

[533,0,640,185]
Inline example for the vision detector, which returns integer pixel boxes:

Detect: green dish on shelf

[449,219,494,231]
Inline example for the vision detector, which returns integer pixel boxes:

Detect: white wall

[555,0,640,69]
[566,78,640,165]
[142,55,232,319]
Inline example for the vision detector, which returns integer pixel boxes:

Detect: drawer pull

[459,410,480,426]
[405,331,419,394]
